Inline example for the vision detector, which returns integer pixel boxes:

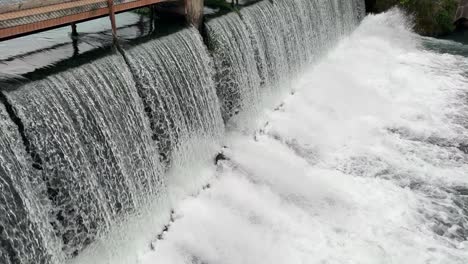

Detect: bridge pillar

[71,23,78,37]
[185,0,204,28]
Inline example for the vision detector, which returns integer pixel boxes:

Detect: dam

[1,0,468,264]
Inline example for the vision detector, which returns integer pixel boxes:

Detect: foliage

[132,7,151,15]
[370,0,459,36]
[399,0,458,36]
[205,0,238,11]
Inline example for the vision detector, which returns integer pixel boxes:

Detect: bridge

[0,0,203,40]
[455,0,468,28]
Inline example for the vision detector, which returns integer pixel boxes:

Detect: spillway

[124,28,224,168]
[3,54,163,257]
[10,1,468,264]
[206,0,365,125]
[0,104,60,264]
[140,9,468,264]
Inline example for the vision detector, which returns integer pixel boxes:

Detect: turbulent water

[140,10,468,264]
[1,0,467,263]
[207,0,365,126]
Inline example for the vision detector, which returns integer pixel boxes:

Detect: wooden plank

[0,0,105,21]
[0,0,78,13]
[114,0,175,12]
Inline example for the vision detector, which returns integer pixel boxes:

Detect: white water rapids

[140,10,468,264]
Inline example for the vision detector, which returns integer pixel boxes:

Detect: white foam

[139,10,468,264]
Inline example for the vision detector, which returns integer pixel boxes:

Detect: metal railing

[0,0,175,40]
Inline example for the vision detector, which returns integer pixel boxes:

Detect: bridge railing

[0,0,196,41]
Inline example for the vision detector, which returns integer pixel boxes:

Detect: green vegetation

[367,0,459,36]
[205,0,239,11]
[132,7,151,15]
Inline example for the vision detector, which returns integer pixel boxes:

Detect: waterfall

[205,12,263,123]
[0,104,60,264]
[206,0,365,126]
[139,9,468,264]
[124,28,224,172]
[0,1,366,263]
[3,54,162,259]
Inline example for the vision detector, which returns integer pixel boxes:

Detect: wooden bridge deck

[0,0,176,40]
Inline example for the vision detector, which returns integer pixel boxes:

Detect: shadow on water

[0,11,187,90]
[442,29,468,45]
[0,1,268,88]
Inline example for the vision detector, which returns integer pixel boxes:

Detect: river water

[136,10,468,264]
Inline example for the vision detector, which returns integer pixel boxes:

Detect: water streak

[206,0,365,127]
[124,27,224,183]
[4,54,162,258]
[0,104,60,264]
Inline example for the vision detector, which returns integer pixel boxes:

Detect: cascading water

[0,104,59,264]
[123,28,224,172]
[69,29,225,264]
[0,25,227,263]
[206,0,365,127]
[205,12,263,123]
[139,9,468,264]
[2,54,162,260]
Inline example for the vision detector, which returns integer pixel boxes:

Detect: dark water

[424,30,468,58]
[0,12,187,81]
[443,30,468,45]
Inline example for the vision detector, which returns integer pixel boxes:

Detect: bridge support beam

[107,0,117,39]
[71,23,78,37]
[185,0,203,28]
